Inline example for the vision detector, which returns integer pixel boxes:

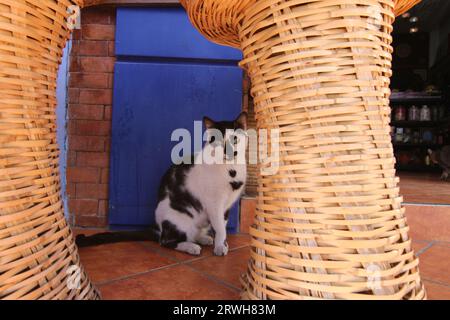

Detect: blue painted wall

[115,7,242,61]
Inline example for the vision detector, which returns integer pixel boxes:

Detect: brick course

[67,6,116,227]
[69,104,105,120]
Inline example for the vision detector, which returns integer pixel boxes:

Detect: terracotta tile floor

[399,172,450,205]
[77,220,450,300]
[78,233,250,300]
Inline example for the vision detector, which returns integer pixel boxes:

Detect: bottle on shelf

[403,128,411,143]
[395,128,404,143]
[408,105,419,121]
[420,105,431,121]
[422,129,433,143]
[395,105,406,121]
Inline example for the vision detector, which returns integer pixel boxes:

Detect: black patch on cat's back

[230,181,244,191]
[160,220,187,249]
[229,169,237,178]
[157,159,203,218]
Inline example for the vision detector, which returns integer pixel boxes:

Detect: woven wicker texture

[0,0,99,299]
[182,0,422,48]
[181,0,425,299]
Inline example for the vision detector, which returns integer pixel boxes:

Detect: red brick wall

[67,7,116,228]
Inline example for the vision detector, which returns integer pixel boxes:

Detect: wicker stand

[182,0,425,299]
[0,0,99,299]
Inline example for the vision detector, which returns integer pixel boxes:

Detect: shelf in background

[396,164,441,173]
[393,143,442,149]
[391,120,447,127]
[390,96,443,104]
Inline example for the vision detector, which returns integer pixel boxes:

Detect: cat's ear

[428,149,433,156]
[235,112,248,131]
[203,116,215,129]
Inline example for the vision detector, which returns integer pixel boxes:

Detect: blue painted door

[110,7,243,232]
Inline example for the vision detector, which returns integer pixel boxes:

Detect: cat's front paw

[214,241,229,256]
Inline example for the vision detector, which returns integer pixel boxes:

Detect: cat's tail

[75,224,160,248]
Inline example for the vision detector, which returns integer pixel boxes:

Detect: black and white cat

[76,112,248,256]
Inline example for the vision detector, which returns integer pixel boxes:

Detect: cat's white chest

[186,163,246,212]
[225,164,246,208]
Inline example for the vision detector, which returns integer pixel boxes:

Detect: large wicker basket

[0,0,99,299]
[181,0,425,299]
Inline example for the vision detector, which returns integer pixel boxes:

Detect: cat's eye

[209,136,216,143]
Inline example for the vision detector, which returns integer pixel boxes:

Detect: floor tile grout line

[94,261,182,287]
[415,241,436,256]
[137,239,250,265]
[182,246,252,293]
[136,241,186,263]
[175,244,251,265]
[231,244,251,251]
[413,240,450,246]
[137,242,211,264]
[423,278,450,288]
[435,240,450,245]
[184,264,242,294]
[403,202,450,207]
